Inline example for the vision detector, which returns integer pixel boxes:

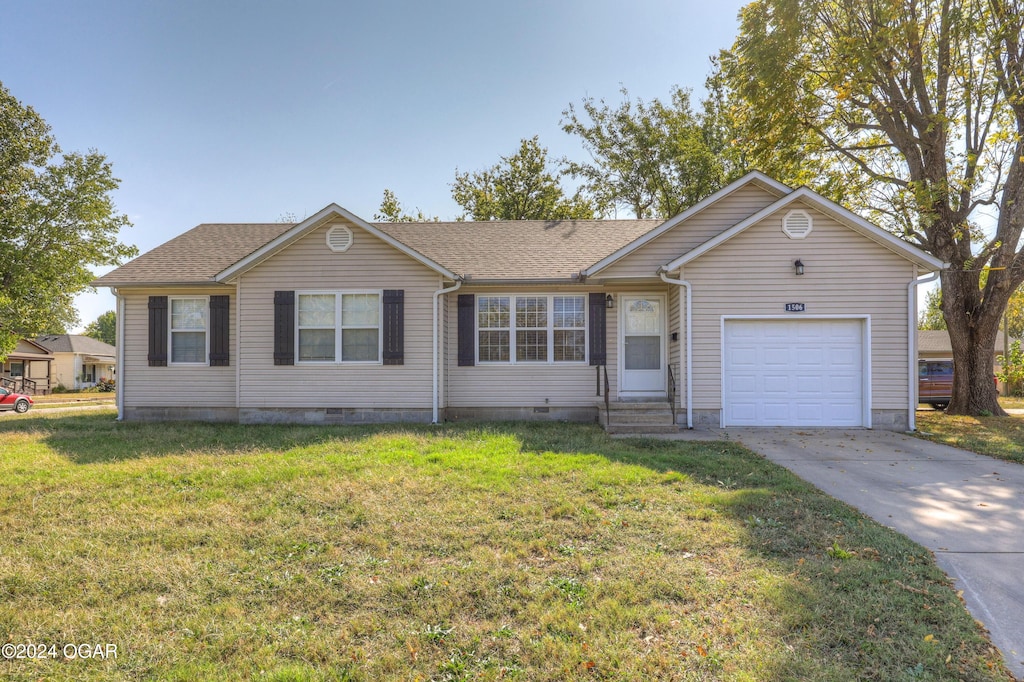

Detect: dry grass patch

[0,411,1011,680]
[916,410,1024,464]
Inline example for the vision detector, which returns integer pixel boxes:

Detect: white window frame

[168,296,209,366]
[295,290,383,365]
[476,293,588,365]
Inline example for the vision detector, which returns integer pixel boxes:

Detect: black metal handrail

[667,364,677,426]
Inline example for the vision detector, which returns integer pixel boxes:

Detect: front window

[478,294,587,364]
[170,298,207,363]
[297,292,381,363]
[9,361,24,377]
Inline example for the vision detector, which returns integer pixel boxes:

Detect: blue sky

[3,0,749,329]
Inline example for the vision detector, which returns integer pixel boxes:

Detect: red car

[0,387,33,413]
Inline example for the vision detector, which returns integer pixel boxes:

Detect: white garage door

[723,319,865,427]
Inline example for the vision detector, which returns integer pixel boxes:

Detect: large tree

[560,86,727,219]
[83,310,116,346]
[0,82,136,360]
[722,0,1024,415]
[451,137,596,221]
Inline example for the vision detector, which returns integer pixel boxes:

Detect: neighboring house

[93,172,946,431]
[1,339,54,394]
[35,334,117,390]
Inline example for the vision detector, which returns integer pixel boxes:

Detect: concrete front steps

[598,400,679,434]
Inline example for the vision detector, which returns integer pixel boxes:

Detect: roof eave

[91,280,235,289]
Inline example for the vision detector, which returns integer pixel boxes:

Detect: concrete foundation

[240,407,432,425]
[444,406,599,423]
[678,408,910,432]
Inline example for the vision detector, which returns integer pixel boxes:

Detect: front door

[620,295,666,395]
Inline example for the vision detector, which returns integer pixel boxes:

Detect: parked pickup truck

[919,359,953,410]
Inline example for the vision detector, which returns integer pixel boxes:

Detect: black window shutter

[209,295,230,366]
[382,289,404,365]
[588,293,607,366]
[148,296,168,367]
[457,293,475,366]
[274,290,295,366]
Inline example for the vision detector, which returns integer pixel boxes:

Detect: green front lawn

[916,409,1024,464]
[0,412,1009,680]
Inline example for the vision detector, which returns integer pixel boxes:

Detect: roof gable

[215,204,458,282]
[662,187,946,273]
[582,171,793,277]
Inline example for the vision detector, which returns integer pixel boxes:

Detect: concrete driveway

[728,428,1024,679]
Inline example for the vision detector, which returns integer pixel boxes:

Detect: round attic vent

[782,209,812,239]
[326,225,353,252]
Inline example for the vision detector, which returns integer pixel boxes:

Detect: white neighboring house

[35,335,117,390]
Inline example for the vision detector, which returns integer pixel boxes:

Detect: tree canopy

[721,0,1024,415]
[374,189,438,223]
[450,137,596,221]
[0,82,136,360]
[83,310,117,346]
[561,86,729,219]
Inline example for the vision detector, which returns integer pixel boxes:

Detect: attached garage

[722,318,868,427]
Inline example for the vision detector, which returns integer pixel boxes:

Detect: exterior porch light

[605,294,614,309]
[794,259,805,276]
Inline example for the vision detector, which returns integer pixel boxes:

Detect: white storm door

[620,295,666,394]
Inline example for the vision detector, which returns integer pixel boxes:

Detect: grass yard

[0,411,1010,681]
[29,392,116,410]
[916,409,1024,464]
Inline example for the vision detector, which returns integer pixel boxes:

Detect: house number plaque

[784,303,806,312]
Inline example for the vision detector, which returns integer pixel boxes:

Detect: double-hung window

[477,294,586,363]
[297,292,381,363]
[170,297,208,364]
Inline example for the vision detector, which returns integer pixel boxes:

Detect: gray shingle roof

[917,329,1017,354]
[378,220,661,280]
[92,219,664,286]
[35,334,117,357]
[92,223,295,286]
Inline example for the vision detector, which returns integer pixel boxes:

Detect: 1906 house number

[784,303,806,312]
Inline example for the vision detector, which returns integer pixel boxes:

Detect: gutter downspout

[115,289,125,421]
[659,269,693,429]
[907,270,942,431]
[433,278,463,424]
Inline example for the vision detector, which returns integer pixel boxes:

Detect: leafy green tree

[0,81,136,361]
[918,288,946,331]
[997,341,1024,396]
[451,137,596,221]
[83,310,116,346]
[560,86,725,219]
[722,0,1024,416]
[373,189,438,222]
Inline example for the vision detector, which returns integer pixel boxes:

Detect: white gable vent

[782,209,813,239]
[326,225,353,252]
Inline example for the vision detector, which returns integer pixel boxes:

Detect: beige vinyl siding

[50,354,77,389]
[599,185,781,279]
[682,202,914,411]
[447,286,598,408]
[238,220,441,408]
[446,285,671,408]
[667,284,682,409]
[121,287,237,407]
